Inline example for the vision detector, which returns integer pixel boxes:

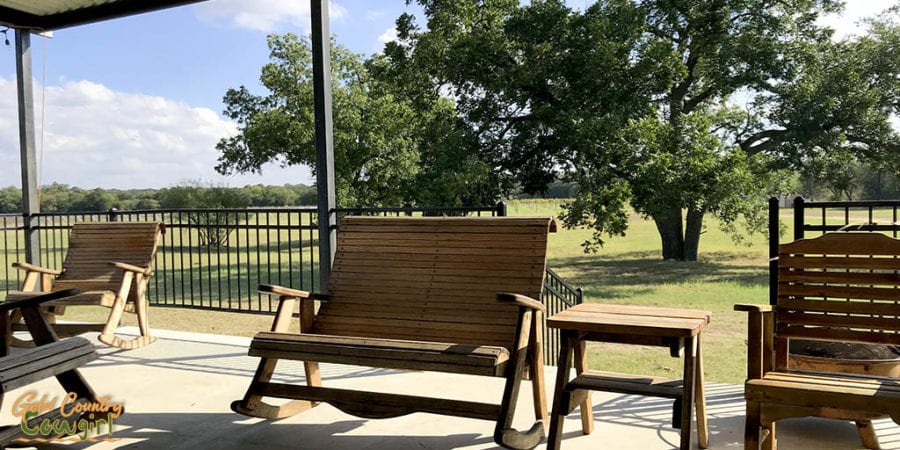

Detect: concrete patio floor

[2,327,898,450]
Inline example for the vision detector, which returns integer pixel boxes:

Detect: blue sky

[0,0,894,190]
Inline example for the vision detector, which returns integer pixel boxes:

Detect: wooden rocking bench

[737,232,900,449]
[0,289,101,446]
[8,222,164,349]
[232,216,556,450]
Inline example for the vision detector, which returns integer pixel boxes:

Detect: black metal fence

[767,196,900,304]
[542,267,583,365]
[1,203,581,364]
[2,208,320,312]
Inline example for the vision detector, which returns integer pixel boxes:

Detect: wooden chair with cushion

[736,232,900,449]
[8,222,164,349]
[232,216,556,449]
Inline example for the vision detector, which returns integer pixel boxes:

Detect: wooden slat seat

[0,289,102,446]
[232,216,556,450]
[737,232,900,449]
[9,222,164,349]
[746,371,900,416]
[0,337,96,393]
[250,332,509,376]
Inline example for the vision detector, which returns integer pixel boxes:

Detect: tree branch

[683,85,717,113]
[669,50,699,115]
[739,129,788,155]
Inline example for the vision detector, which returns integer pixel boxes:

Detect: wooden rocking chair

[232,216,556,449]
[8,222,164,349]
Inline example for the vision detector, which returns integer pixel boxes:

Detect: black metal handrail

[542,267,583,364]
[1,204,583,364]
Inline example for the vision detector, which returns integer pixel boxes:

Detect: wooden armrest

[497,293,546,313]
[110,261,153,275]
[11,261,61,276]
[734,304,773,313]
[258,284,312,299]
[736,303,774,379]
[0,288,81,313]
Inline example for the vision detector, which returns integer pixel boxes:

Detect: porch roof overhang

[4,0,337,291]
[0,0,207,31]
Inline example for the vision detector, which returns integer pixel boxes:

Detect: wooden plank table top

[547,302,712,450]
[547,303,711,338]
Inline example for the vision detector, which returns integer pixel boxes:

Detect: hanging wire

[38,34,48,206]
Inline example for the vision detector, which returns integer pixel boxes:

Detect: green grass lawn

[509,199,771,384]
[12,199,851,385]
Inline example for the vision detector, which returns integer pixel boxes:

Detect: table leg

[574,340,593,434]
[695,336,708,449]
[548,330,576,450]
[680,336,697,450]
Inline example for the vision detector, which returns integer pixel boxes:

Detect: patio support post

[310,0,336,292]
[15,29,40,265]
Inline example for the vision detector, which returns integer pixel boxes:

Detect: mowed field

[9,199,897,384]
[509,199,770,384]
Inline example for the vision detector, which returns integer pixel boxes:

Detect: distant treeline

[514,170,900,204]
[1,172,897,215]
[0,183,317,214]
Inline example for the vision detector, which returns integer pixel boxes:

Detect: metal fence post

[496,201,507,217]
[793,196,805,241]
[108,208,118,222]
[768,197,779,306]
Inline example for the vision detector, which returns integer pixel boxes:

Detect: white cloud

[193,0,347,33]
[377,26,398,45]
[818,0,896,38]
[0,77,313,189]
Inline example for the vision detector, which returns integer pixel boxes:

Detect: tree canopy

[215,34,505,208]
[382,0,899,260]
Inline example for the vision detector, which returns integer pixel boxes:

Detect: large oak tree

[384,0,898,260]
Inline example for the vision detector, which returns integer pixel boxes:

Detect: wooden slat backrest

[776,232,900,347]
[52,222,164,299]
[314,216,555,351]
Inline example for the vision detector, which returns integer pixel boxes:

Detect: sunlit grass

[510,198,771,384]
[11,200,789,384]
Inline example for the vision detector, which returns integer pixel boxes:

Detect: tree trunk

[684,209,704,262]
[873,171,883,200]
[654,208,685,260]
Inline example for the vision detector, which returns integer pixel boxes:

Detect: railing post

[768,197,779,306]
[793,196,805,241]
[108,208,118,222]
[496,201,507,217]
[576,287,583,305]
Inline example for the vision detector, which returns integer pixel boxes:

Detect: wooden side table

[546,303,711,450]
